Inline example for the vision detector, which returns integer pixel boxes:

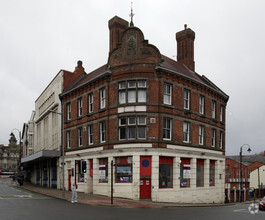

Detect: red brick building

[225,157,264,202]
[60,16,229,203]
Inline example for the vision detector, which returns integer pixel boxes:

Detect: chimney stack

[176,25,195,71]
[108,16,129,53]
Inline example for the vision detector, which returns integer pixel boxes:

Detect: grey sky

[1,0,264,156]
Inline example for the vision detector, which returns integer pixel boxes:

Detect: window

[66,131,71,149]
[199,95,205,114]
[180,158,191,187]
[100,88,106,109]
[77,128,83,147]
[209,160,215,186]
[184,89,190,110]
[219,131,224,149]
[88,93,93,113]
[183,122,190,143]
[99,121,106,143]
[118,116,146,140]
[76,160,85,182]
[99,158,108,183]
[199,125,205,145]
[115,156,132,183]
[88,124,94,145]
[163,83,172,105]
[66,103,71,120]
[159,157,173,188]
[196,159,204,187]
[78,98,83,116]
[118,80,147,104]
[220,105,224,122]
[211,129,216,147]
[212,100,216,119]
[163,118,172,140]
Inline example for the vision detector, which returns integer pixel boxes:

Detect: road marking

[233,209,248,212]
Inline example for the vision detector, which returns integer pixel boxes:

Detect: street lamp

[49,109,65,198]
[239,144,251,202]
[10,128,22,172]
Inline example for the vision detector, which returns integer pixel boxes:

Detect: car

[259,196,265,211]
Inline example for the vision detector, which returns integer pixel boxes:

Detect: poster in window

[183,164,190,179]
[99,165,106,180]
[117,166,132,174]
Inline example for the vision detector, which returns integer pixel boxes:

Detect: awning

[21,150,61,163]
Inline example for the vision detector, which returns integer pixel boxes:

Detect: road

[0,175,264,220]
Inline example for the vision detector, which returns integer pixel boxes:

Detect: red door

[140,178,151,199]
[68,171,71,191]
[140,156,152,199]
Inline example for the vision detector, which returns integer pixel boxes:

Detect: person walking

[71,183,77,203]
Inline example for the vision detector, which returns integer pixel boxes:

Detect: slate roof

[227,153,265,165]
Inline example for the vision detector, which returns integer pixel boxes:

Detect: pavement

[18,182,254,209]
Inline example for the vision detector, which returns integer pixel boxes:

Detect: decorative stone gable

[108,25,162,69]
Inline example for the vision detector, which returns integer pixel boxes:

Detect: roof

[62,55,229,101]
[61,64,110,96]
[159,55,229,100]
[226,153,265,165]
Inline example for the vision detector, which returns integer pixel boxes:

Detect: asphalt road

[0,175,264,220]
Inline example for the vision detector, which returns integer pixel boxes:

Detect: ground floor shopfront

[21,150,61,189]
[64,144,226,204]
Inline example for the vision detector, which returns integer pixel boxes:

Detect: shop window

[159,157,173,188]
[115,156,132,183]
[99,158,108,183]
[196,159,204,187]
[76,160,85,183]
[209,160,215,186]
[180,158,191,187]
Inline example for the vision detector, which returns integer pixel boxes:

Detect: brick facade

[60,16,229,203]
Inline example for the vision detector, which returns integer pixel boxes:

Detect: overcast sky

[1,0,264,156]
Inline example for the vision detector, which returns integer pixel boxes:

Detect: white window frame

[212,100,216,119]
[77,127,83,147]
[199,95,205,114]
[184,89,190,110]
[100,121,106,143]
[211,129,216,147]
[88,124,94,145]
[163,83,172,105]
[88,93,93,113]
[78,98,83,117]
[163,118,172,140]
[219,131,223,149]
[66,103,71,120]
[100,88,106,109]
[183,122,190,143]
[199,125,204,145]
[220,105,223,122]
[66,131,71,149]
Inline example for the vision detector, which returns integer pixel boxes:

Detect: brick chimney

[63,60,85,90]
[108,16,129,53]
[176,24,195,71]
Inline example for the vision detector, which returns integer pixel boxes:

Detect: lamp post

[10,128,22,172]
[49,109,65,198]
[239,144,251,202]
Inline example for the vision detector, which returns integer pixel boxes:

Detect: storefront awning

[21,150,61,163]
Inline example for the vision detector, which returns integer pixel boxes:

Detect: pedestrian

[71,183,77,203]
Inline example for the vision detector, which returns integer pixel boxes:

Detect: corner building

[61,16,229,203]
